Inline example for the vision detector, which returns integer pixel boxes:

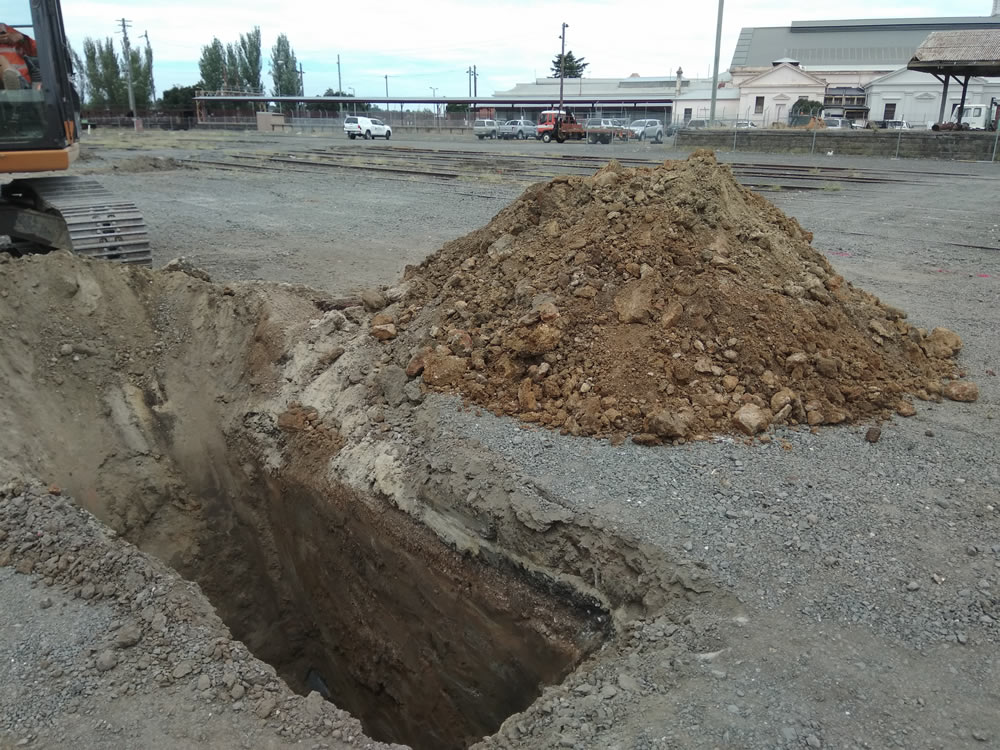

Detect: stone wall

[676,129,1000,161]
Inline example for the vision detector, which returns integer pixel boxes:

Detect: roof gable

[742,63,827,87]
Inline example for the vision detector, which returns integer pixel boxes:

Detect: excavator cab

[0,1,79,170]
[1,0,150,264]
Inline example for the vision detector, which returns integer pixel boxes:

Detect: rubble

[386,151,974,442]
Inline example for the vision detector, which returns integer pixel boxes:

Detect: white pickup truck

[498,119,536,140]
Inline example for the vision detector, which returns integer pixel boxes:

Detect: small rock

[95,650,118,672]
[943,380,979,403]
[255,696,277,719]
[172,661,194,679]
[197,674,212,691]
[360,288,388,312]
[906,581,920,591]
[733,404,770,435]
[865,426,881,443]
[114,623,142,649]
[230,684,246,701]
[896,401,916,417]
[39,597,53,609]
[805,735,822,749]
[370,323,397,341]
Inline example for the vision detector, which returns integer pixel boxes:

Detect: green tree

[69,44,86,107]
[198,38,226,91]
[550,51,588,78]
[308,88,343,113]
[791,99,824,115]
[82,37,126,110]
[270,34,301,102]
[237,27,263,93]
[446,102,469,113]
[161,85,197,113]
[143,36,155,103]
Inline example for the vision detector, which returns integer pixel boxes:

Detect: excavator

[0,0,149,264]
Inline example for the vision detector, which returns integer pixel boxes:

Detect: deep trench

[128,462,610,750]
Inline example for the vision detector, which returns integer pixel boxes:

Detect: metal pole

[337,54,342,94]
[558,23,568,111]
[709,0,724,123]
[118,18,138,127]
[895,127,902,159]
[991,123,999,162]
[811,128,816,154]
[936,74,950,124]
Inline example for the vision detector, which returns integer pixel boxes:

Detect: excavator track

[0,176,151,265]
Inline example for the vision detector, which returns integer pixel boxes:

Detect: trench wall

[677,129,1000,161]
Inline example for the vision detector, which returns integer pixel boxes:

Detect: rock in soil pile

[393,151,975,443]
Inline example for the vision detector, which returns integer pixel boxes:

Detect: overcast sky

[51,0,996,99]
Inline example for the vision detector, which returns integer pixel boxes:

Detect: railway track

[185,145,940,192]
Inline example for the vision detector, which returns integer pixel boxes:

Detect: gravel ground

[3,131,999,749]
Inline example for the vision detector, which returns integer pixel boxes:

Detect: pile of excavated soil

[391,151,976,443]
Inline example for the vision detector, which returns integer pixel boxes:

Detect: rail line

[185,145,930,193]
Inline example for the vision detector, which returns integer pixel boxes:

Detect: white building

[865,68,1000,127]
[488,12,1000,127]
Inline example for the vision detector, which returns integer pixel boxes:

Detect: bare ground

[1,131,998,750]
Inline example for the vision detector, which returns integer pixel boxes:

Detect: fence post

[894,127,902,159]
[992,125,999,162]
[811,129,816,154]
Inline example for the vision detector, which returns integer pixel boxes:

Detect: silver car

[628,118,664,142]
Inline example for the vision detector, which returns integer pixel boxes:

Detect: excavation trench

[127,463,610,750]
[0,255,620,750]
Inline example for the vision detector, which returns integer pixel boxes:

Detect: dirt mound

[395,151,973,443]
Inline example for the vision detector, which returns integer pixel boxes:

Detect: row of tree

[75,29,589,114]
[74,34,155,113]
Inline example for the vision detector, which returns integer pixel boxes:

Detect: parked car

[683,119,727,130]
[823,118,855,129]
[628,119,664,142]
[884,120,912,129]
[498,119,535,140]
[473,119,499,139]
[734,120,758,129]
[344,116,391,140]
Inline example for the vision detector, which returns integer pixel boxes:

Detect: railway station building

[491,11,1000,128]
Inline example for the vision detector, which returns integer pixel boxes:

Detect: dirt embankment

[374,151,975,444]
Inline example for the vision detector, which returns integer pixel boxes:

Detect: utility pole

[473,65,477,98]
[558,23,568,112]
[117,18,137,120]
[709,0,724,123]
[430,86,438,123]
[467,66,473,97]
[337,54,342,94]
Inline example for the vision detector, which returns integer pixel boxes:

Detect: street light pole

[558,22,568,112]
[348,86,355,116]
[430,86,438,124]
[709,0,724,123]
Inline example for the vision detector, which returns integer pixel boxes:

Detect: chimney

[675,67,683,96]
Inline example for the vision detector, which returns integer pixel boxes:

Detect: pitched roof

[907,30,1000,76]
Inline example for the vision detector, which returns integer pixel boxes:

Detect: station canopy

[907,29,1000,76]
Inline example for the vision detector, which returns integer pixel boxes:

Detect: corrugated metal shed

[907,30,1000,75]
[731,16,1000,69]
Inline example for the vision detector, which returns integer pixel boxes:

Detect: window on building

[883,103,896,120]
[754,96,764,114]
[683,107,692,121]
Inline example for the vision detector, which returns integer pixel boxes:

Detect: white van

[344,116,391,140]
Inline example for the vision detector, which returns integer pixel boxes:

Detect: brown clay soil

[397,151,975,443]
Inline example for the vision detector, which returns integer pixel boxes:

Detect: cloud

[58,0,989,97]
